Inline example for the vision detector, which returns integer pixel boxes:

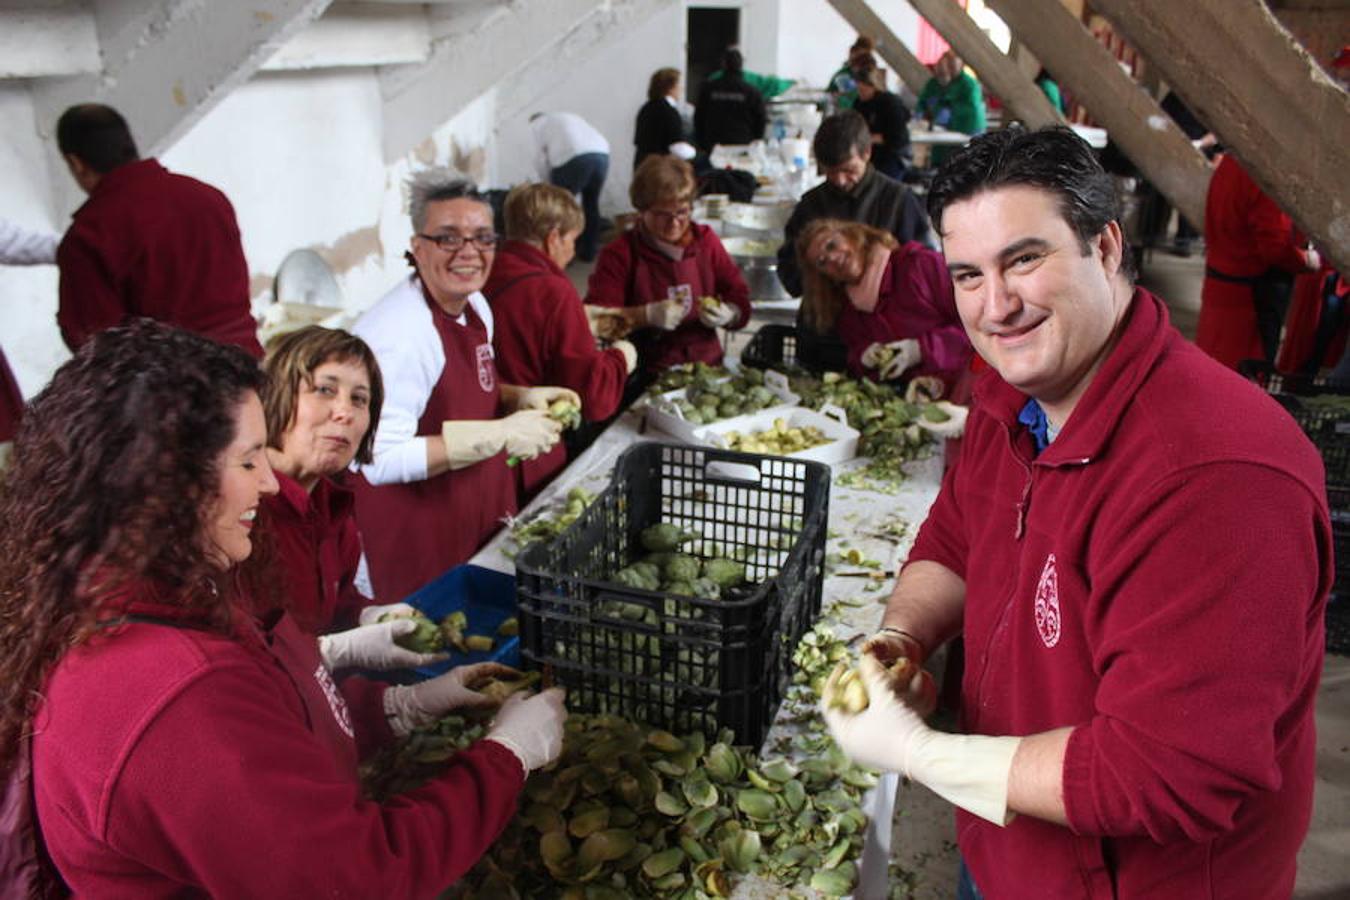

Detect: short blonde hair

[503,183,584,244]
[630,155,697,212]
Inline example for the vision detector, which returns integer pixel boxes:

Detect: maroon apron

[354,298,516,601]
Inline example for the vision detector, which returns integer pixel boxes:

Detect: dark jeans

[957,858,985,900]
[550,152,609,262]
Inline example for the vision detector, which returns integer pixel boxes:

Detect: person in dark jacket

[851,59,912,181]
[693,49,767,152]
[634,67,689,169]
[777,111,929,298]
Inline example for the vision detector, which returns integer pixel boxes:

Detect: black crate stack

[516,442,829,747]
[1241,360,1350,654]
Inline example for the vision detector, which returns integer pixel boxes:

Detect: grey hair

[406,167,490,233]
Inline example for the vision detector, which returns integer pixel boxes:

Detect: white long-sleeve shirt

[530,112,611,181]
[352,275,494,486]
[0,218,59,265]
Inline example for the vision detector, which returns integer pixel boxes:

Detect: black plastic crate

[515,442,829,747]
[740,324,848,374]
[1239,360,1350,489]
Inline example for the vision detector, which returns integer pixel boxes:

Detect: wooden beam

[1090,0,1350,274]
[824,0,932,96]
[904,0,1063,128]
[31,0,335,157]
[988,0,1211,230]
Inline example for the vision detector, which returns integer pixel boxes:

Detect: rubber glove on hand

[915,401,968,440]
[861,628,937,718]
[357,602,418,627]
[440,411,561,468]
[383,662,525,736]
[697,298,738,328]
[860,339,921,380]
[643,297,688,331]
[513,385,582,414]
[903,375,946,404]
[485,688,568,775]
[611,339,639,374]
[319,620,449,672]
[584,305,632,342]
[822,655,1021,826]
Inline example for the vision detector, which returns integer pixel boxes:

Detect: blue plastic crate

[403,564,520,677]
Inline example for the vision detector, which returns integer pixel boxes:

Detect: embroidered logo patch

[313,663,355,737]
[475,343,495,392]
[1033,553,1062,648]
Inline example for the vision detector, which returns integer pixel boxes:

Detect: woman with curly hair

[0,320,564,896]
[796,217,973,395]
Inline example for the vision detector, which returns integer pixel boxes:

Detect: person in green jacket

[1035,67,1067,114]
[708,46,795,100]
[828,36,876,111]
[917,51,987,164]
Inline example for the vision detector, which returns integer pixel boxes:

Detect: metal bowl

[721,236,792,304]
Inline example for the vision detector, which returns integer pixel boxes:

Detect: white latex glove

[318,620,449,672]
[822,656,1021,826]
[357,602,418,627]
[383,662,524,736]
[612,339,638,374]
[484,688,568,775]
[915,401,968,440]
[643,297,688,331]
[513,385,582,414]
[861,628,937,718]
[585,305,633,341]
[440,411,561,468]
[697,298,738,328]
[860,339,921,380]
[904,375,946,404]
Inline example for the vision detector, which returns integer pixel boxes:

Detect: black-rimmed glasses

[416,231,500,253]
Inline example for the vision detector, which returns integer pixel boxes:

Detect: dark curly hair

[0,320,268,773]
[927,125,1136,282]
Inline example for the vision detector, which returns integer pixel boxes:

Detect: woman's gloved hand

[915,401,968,440]
[383,662,525,736]
[356,602,418,627]
[697,297,738,328]
[440,411,562,468]
[512,385,582,414]
[584,305,633,342]
[822,655,1021,826]
[485,688,568,775]
[611,339,638,374]
[643,297,689,331]
[319,619,450,672]
[861,339,921,381]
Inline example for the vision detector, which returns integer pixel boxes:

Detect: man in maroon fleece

[824,127,1330,899]
[54,103,262,356]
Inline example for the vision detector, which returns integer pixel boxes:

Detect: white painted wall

[0,84,65,398]
[492,2,684,217]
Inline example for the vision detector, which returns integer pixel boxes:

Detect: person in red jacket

[585,154,751,374]
[823,128,1329,900]
[53,104,262,357]
[260,325,454,675]
[0,321,566,897]
[1196,152,1320,369]
[796,217,972,395]
[484,184,638,502]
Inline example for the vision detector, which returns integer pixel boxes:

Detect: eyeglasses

[416,231,500,253]
[644,206,693,226]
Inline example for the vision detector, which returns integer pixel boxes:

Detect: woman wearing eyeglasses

[797,218,973,395]
[351,170,578,601]
[585,154,751,375]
